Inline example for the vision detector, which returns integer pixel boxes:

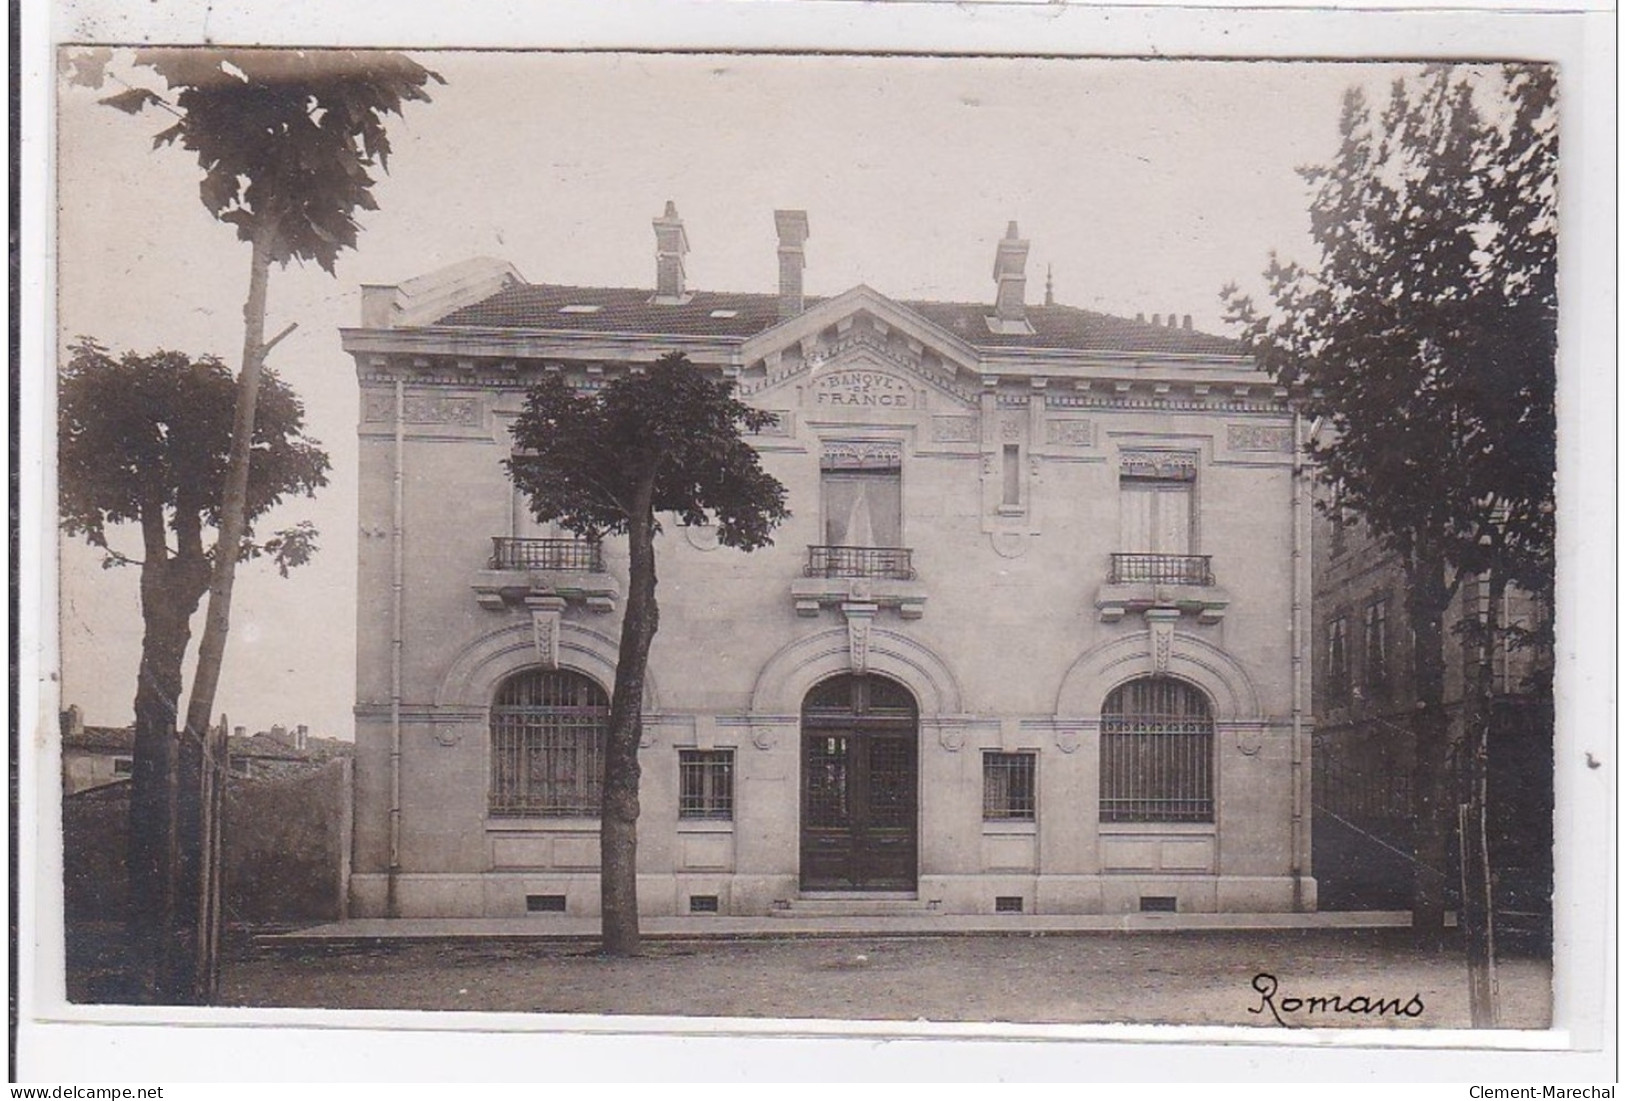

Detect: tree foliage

[507,353,790,549]
[507,352,789,955]
[89,48,442,273]
[58,339,329,1002]
[1224,63,1556,596]
[1222,63,1556,940]
[67,44,436,1002]
[59,339,330,573]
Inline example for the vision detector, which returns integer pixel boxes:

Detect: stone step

[772,894,938,918]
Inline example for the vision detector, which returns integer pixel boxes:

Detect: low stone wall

[62,758,352,928]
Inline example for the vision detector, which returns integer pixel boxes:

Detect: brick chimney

[652,200,690,304]
[774,209,810,320]
[60,704,84,739]
[992,221,1031,325]
[295,723,309,751]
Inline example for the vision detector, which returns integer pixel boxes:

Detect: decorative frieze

[821,438,903,470]
[1227,423,1294,452]
[931,415,978,443]
[362,390,483,426]
[750,410,795,437]
[1119,450,1198,481]
[1044,418,1095,447]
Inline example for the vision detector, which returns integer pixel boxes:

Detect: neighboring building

[227,723,352,780]
[339,207,1317,920]
[60,706,135,795]
[1310,505,1553,935]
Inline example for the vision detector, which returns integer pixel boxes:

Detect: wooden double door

[799,674,919,892]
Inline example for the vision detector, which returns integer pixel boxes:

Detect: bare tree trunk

[601,483,658,956]
[1408,550,1457,948]
[176,220,276,1002]
[1463,567,1504,1025]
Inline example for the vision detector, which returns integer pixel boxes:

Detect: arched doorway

[800,673,919,891]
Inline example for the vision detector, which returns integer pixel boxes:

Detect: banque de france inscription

[811,368,918,410]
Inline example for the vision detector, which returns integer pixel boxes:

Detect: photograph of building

[340,207,1316,919]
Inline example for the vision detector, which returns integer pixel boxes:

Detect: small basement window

[995,896,1025,914]
[1139,896,1178,913]
[526,894,567,913]
[688,895,720,914]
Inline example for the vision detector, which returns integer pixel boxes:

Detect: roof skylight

[559,304,603,314]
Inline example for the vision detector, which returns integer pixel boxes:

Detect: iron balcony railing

[805,544,916,581]
[1110,553,1214,586]
[490,537,605,573]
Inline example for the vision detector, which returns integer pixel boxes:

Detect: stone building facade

[340,208,1316,919]
[1311,506,1552,926]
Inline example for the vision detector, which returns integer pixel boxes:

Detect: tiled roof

[63,726,135,753]
[434,283,1243,358]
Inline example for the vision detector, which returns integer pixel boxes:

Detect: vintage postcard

[18,0,1614,1084]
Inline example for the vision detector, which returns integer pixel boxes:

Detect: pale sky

[54,52,1428,736]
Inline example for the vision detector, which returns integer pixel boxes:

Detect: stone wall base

[350,872,1316,918]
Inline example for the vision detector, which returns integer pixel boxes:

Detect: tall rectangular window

[983,752,1036,821]
[1001,444,1021,508]
[1119,451,1196,555]
[821,440,902,547]
[1364,599,1388,696]
[1326,614,1350,706]
[678,749,734,821]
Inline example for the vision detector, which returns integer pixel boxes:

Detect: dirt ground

[206,929,1550,1030]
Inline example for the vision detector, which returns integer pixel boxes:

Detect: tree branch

[262,321,299,356]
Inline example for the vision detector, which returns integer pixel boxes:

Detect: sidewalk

[263,909,1411,945]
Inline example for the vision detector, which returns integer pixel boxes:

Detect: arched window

[1100,676,1214,823]
[489,668,609,818]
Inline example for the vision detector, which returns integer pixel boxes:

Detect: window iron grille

[995,895,1025,913]
[1100,677,1214,823]
[489,669,609,818]
[982,752,1037,821]
[1109,553,1213,586]
[490,536,605,572]
[678,750,734,821]
[805,544,915,580]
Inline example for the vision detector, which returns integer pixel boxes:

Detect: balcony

[1109,553,1213,587]
[1097,553,1227,624]
[472,536,618,613]
[805,544,916,581]
[490,537,604,573]
[792,545,925,618]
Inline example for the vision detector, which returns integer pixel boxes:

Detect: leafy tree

[58,340,329,1000]
[507,352,790,955]
[1223,64,1556,948]
[72,47,438,1000]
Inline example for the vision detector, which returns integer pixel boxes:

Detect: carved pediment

[738,287,981,409]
